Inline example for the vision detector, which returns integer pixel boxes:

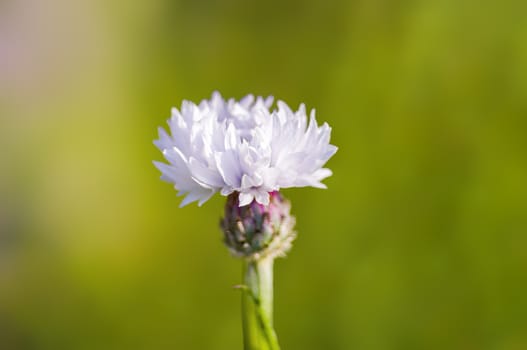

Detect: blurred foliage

[1,0,527,349]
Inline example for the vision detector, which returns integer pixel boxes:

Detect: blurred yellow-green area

[1,0,527,349]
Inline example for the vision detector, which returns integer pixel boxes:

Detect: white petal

[238,192,254,206]
[198,191,216,206]
[240,94,255,107]
[254,191,270,205]
[224,123,239,150]
[188,157,224,189]
[313,168,333,180]
[215,151,241,188]
[153,161,177,183]
[241,174,263,189]
[180,189,212,207]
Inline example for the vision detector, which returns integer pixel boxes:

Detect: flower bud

[221,191,296,260]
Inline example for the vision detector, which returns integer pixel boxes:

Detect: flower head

[154,92,337,207]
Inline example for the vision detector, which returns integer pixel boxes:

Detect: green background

[1,0,527,349]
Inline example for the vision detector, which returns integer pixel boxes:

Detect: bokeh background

[1,0,527,349]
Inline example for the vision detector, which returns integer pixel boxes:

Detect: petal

[188,157,224,189]
[215,151,242,188]
[198,190,216,206]
[241,173,263,189]
[224,123,239,150]
[153,161,177,183]
[254,191,270,206]
[238,192,254,206]
[180,188,213,207]
[153,127,171,150]
[239,94,255,107]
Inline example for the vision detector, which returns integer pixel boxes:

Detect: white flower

[154,92,338,207]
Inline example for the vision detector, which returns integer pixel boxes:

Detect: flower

[154,92,337,207]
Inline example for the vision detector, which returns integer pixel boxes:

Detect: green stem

[242,257,280,350]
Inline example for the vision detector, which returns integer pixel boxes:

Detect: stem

[242,257,280,350]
